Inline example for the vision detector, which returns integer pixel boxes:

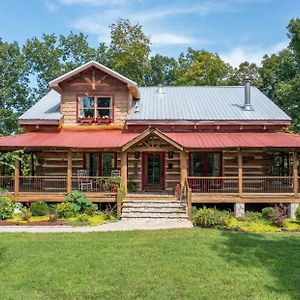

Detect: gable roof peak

[49,60,140,98]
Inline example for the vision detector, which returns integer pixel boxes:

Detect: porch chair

[77,170,93,192]
[111,170,121,177]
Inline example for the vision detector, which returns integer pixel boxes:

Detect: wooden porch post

[238,149,243,197]
[67,150,72,193]
[293,151,298,197]
[180,150,188,186]
[14,158,20,196]
[121,151,127,194]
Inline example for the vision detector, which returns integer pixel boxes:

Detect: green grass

[0,229,300,299]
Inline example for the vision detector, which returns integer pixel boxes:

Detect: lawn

[0,229,300,299]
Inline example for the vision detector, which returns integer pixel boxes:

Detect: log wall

[60,68,130,125]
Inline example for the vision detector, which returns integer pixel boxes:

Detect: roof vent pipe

[157,84,165,94]
[244,81,253,111]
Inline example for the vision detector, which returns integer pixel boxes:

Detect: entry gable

[122,127,183,151]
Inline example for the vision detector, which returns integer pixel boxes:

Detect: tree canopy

[1,18,300,135]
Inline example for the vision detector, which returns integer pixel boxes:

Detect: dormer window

[78,96,113,123]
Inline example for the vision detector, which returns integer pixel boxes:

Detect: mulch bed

[0,220,67,226]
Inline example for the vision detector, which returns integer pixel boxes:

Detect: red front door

[142,153,165,191]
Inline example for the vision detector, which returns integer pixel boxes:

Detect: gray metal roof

[127,86,291,122]
[19,90,62,121]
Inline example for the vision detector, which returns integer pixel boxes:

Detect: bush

[31,202,49,216]
[192,208,229,228]
[48,212,58,223]
[83,204,98,216]
[64,190,93,213]
[240,211,263,222]
[55,202,77,219]
[77,214,89,222]
[270,204,287,227]
[262,207,274,220]
[0,197,14,220]
[295,206,300,221]
[20,209,32,221]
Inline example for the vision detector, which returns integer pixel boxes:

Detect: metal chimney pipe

[244,81,253,111]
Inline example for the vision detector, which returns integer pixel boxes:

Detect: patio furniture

[77,170,93,192]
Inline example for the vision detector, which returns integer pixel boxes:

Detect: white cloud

[45,1,59,12]
[151,33,207,45]
[220,41,289,67]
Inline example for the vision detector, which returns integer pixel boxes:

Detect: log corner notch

[293,150,298,197]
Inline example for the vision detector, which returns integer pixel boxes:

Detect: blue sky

[0,0,299,66]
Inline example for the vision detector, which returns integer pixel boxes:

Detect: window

[190,153,221,176]
[84,153,117,176]
[79,96,112,123]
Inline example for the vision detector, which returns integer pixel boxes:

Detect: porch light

[168,151,174,159]
[134,151,140,159]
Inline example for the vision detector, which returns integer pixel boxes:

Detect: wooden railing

[0,175,120,197]
[0,176,14,193]
[188,176,298,196]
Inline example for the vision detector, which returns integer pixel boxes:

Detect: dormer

[19,61,139,131]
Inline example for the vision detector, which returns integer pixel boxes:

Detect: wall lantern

[168,151,174,159]
[134,151,140,159]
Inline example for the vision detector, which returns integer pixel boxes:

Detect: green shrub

[20,208,32,221]
[30,202,49,216]
[0,196,14,220]
[240,211,263,222]
[83,204,98,216]
[192,208,229,228]
[262,207,274,220]
[77,214,89,222]
[64,190,93,213]
[295,206,300,221]
[55,202,77,219]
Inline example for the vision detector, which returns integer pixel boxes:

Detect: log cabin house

[1,60,300,219]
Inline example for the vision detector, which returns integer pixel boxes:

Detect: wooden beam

[14,158,20,196]
[293,151,298,197]
[238,150,243,197]
[121,151,128,194]
[67,150,72,193]
[180,151,188,186]
[117,188,122,218]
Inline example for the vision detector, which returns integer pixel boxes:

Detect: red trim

[189,151,222,176]
[76,94,115,124]
[142,152,165,191]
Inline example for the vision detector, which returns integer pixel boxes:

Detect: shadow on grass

[214,231,300,299]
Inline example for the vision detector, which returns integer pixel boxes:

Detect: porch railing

[0,175,120,195]
[0,176,14,193]
[188,176,297,195]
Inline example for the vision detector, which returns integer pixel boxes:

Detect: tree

[0,39,30,135]
[23,32,96,100]
[144,54,178,86]
[175,48,233,86]
[108,19,151,85]
[227,61,262,87]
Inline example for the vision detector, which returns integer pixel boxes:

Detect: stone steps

[121,199,188,220]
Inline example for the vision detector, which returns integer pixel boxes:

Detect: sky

[0,0,299,67]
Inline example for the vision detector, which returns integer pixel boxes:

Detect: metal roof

[0,130,138,149]
[127,86,291,122]
[1,131,300,149]
[19,90,62,122]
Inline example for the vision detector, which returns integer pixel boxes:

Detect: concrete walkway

[0,219,193,233]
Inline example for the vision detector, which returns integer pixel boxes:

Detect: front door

[143,153,165,191]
